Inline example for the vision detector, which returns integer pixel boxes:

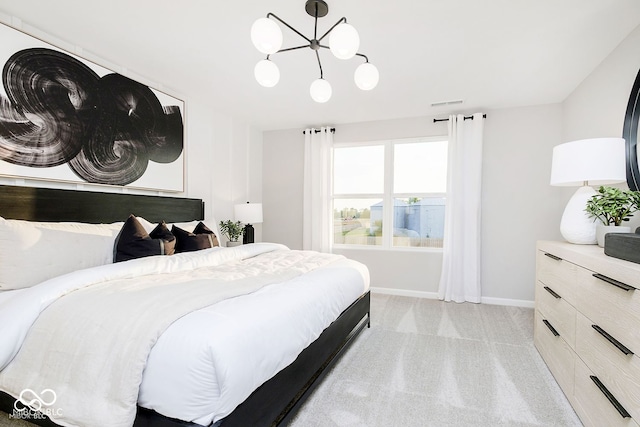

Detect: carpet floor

[0,293,582,427]
[287,293,582,427]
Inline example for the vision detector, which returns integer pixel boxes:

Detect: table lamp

[234,202,263,244]
[550,137,626,244]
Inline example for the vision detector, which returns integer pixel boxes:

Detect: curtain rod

[433,114,487,123]
[302,127,336,135]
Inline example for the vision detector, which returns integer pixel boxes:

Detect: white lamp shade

[550,137,626,186]
[354,62,379,90]
[310,78,332,103]
[329,23,360,59]
[254,60,280,87]
[234,203,263,224]
[251,18,283,54]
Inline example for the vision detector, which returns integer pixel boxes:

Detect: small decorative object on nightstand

[550,137,626,244]
[605,228,640,264]
[234,202,263,244]
[219,220,244,247]
[585,186,640,247]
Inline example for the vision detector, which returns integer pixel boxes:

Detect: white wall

[562,23,640,231]
[207,111,263,241]
[481,104,567,303]
[262,106,566,304]
[263,129,304,250]
[563,25,640,142]
[0,16,263,240]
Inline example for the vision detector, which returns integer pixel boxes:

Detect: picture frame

[0,22,185,192]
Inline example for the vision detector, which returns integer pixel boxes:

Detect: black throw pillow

[150,221,176,255]
[172,222,219,253]
[193,222,220,247]
[114,215,175,262]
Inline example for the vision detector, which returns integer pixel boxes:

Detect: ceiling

[0,0,639,131]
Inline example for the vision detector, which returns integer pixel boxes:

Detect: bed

[0,184,371,427]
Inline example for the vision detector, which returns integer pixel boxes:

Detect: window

[332,137,447,249]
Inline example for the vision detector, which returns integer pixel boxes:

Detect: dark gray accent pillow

[193,222,220,247]
[172,222,219,253]
[114,215,175,262]
[150,221,176,255]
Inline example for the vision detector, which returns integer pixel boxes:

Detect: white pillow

[0,218,123,290]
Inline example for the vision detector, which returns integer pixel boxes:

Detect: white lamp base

[559,186,597,244]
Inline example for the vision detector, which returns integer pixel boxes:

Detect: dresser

[535,241,640,427]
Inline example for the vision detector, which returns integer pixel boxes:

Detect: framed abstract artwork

[0,22,184,192]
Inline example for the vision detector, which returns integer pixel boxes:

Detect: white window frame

[332,136,448,251]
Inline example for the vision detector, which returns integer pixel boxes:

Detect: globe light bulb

[354,62,379,90]
[329,23,360,60]
[254,59,280,87]
[309,79,332,103]
[251,18,283,54]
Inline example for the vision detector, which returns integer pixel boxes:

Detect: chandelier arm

[276,45,309,54]
[266,12,311,43]
[318,17,347,42]
[315,50,324,79]
[355,52,370,62]
[318,45,370,63]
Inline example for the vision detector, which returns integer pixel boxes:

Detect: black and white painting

[0,23,184,192]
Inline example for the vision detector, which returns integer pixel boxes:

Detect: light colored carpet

[0,293,582,427]
[288,294,583,427]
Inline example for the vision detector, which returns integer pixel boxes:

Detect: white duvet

[0,243,369,427]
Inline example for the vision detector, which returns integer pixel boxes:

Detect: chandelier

[250,0,379,103]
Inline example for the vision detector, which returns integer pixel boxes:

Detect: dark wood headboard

[0,185,204,223]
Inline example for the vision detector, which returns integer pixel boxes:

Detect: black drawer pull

[544,252,562,261]
[542,319,559,337]
[544,286,561,299]
[590,375,631,418]
[592,325,634,355]
[592,273,635,291]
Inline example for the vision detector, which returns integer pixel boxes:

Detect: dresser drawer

[534,310,574,398]
[573,266,640,356]
[575,312,640,421]
[537,250,579,306]
[574,357,639,427]
[536,241,640,427]
[535,280,576,348]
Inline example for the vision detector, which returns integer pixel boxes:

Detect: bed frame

[0,184,371,427]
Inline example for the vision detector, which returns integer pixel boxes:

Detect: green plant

[219,220,244,242]
[585,186,640,226]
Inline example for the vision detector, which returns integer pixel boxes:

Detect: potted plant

[585,186,640,246]
[219,220,244,247]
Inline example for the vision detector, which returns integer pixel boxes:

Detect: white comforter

[0,243,369,426]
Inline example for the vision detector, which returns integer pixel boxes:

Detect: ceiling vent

[431,99,463,107]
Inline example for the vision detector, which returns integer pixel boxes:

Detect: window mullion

[393,192,446,199]
[383,141,394,248]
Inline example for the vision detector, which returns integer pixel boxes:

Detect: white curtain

[438,113,485,303]
[303,127,333,252]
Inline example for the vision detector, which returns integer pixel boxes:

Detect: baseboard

[480,296,534,308]
[370,287,439,299]
[370,287,534,308]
